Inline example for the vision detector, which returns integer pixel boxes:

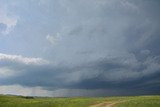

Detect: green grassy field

[0,95,159,107]
[114,96,160,107]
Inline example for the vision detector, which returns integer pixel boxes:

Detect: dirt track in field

[90,100,126,107]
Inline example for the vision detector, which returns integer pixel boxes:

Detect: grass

[0,95,107,107]
[0,95,159,107]
[114,95,160,107]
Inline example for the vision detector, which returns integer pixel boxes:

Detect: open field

[115,96,160,107]
[0,95,159,107]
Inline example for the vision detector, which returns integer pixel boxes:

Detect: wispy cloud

[46,33,61,45]
[0,9,17,35]
[0,53,49,65]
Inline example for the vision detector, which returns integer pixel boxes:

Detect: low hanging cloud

[0,53,50,79]
[0,85,53,97]
[0,52,160,96]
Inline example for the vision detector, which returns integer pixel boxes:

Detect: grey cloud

[0,0,160,96]
[0,52,160,96]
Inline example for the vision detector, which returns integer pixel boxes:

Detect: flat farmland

[0,95,159,107]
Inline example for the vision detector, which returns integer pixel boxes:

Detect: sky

[0,0,160,97]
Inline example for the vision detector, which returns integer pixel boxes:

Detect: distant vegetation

[0,95,159,107]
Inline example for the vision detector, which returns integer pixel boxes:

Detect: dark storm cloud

[0,52,160,96]
[0,0,160,96]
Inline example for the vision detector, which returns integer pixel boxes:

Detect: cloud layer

[0,0,160,96]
